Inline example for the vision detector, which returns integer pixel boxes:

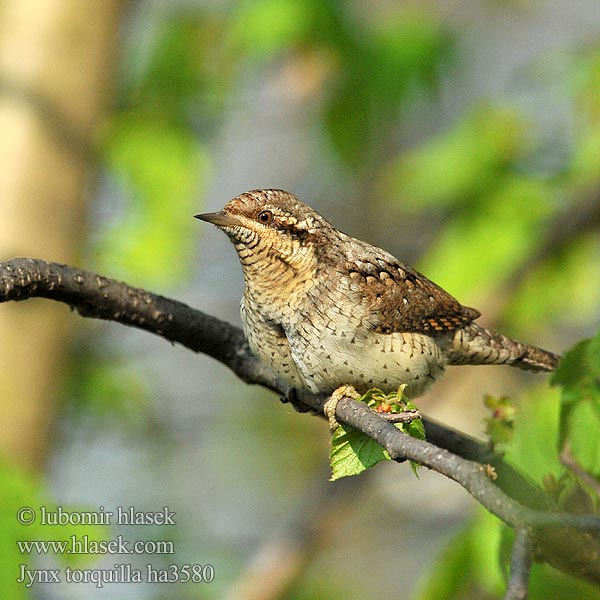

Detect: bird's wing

[341,253,480,336]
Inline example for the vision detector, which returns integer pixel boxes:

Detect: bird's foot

[324,385,361,432]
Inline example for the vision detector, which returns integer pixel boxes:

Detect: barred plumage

[196,189,560,397]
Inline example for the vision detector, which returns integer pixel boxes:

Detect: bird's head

[196,189,331,288]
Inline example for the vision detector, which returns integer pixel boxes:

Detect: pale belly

[242,301,446,398]
[286,326,446,397]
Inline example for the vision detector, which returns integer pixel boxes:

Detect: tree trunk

[0,0,124,469]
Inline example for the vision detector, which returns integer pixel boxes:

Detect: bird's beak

[194,211,241,228]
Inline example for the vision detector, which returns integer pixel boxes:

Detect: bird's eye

[256,210,274,224]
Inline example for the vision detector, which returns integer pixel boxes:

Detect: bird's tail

[445,323,560,372]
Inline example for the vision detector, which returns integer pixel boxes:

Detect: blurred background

[1,0,600,598]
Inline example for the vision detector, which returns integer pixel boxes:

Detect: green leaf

[329,424,389,481]
[528,563,600,600]
[412,504,600,600]
[552,328,600,476]
[329,386,424,480]
[552,338,593,397]
[410,508,505,600]
[564,393,600,477]
[407,417,426,441]
[484,395,516,450]
[586,327,600,379]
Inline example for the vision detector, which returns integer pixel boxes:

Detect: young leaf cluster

[330,385,425,481]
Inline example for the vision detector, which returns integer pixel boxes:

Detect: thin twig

[380,410,421,423]
[560,441,600,498]
[503,528,534,600]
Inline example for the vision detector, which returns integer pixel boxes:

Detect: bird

[195,189,560,403]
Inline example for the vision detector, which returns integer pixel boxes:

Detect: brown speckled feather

[329,235,480,336]
[197,188,560,397]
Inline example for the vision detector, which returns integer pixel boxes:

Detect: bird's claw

[324,385,361,432]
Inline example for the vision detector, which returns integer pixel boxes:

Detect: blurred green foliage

[94,16,214,288]
[483,394,517,450]
[507,235,600,332]
[380,106,530,209]
[227,0,313,60]
[1,461,109,600]
[503,384,563,484]
[65,353,149,422]
[553,329,600,483]
[99,113,209,286]
[412,506,600,600]
[321,9,451,167]
[412,508,506,600]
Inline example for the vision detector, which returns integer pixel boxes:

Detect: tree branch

[2,257,600,587]
[503,528,534,600]
[0,257,279,391]
[326,392,600,530]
